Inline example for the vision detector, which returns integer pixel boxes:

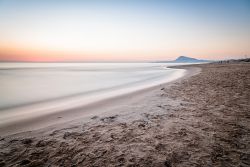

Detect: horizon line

[0,56,247,63]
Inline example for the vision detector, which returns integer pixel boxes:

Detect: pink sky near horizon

[0,45,248,62]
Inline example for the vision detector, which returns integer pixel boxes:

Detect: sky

[0,0,249,62]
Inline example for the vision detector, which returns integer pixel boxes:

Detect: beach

[0,62,249,167]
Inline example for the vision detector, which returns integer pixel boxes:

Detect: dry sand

[0,63,249,167]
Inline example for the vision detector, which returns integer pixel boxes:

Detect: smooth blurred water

[0,63,185,111]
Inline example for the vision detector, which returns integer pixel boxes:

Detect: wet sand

[0,63,249,167]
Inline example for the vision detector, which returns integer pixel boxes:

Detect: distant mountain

[174,56,210,63]
[155,56,212,63]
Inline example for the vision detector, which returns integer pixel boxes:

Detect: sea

[0,63,186,122]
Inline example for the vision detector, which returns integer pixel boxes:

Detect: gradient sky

[0,0,249,62]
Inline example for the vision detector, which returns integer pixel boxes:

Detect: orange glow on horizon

[0,47,247,62]
[0,43,248,62]
[0,46,171,62]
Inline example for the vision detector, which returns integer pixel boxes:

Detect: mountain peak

[174,56,209,63]
[175,56,198,62]
[153,56,212,63]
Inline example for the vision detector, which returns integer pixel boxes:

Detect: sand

[0,62,249,167]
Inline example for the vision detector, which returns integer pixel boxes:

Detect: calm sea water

[0,63,185,115]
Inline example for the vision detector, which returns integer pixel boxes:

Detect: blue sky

[0,0,249,61]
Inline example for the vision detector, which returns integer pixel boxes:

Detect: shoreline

[1,62,249,167]
[0,66,199,136]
